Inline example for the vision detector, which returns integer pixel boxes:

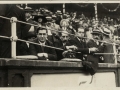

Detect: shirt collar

[38,40,45,45]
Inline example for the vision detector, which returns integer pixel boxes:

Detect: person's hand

[66,45,78,50]
[89,47,98,52]
[37,53,48,58]
[62,49,72,57]
[37,53,44,57]
[43,53,48,58]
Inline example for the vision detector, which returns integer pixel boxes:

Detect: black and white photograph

[0,0,120,89]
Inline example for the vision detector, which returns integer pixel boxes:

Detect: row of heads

[25,7,65,17]
[25,25,111,40]
[25,8,64,23]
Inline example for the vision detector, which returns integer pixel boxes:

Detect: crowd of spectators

[0,4,119,75]
[21,5,120,61]
[0,4,116,67]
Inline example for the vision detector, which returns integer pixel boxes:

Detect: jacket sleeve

[20,42,29,55]
[48,53,57,60]
[47,42,57,60]
[29,44,37,55]
[48,47,57,60]
[76,48,89,54]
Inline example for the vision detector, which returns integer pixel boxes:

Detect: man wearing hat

[45,16,54,42]
[65,27,99,75]
[23,7,37,39]
[87,29,104,63]
[101,27,115,63]
[89,28,103,46]
[51,15,60,35]
[55,10,62,25]
[24,7,34,21]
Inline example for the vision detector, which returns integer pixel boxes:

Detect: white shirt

[38,41,45,45]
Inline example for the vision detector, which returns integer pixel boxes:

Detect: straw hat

[102,28,111,36]
[91,29,102,35]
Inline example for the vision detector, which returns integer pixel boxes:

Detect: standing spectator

[23,8,37,39]
[51,15,60,35]
[0,4,25,58]
[69,27,98,60]
[87,29,104,63]
[54,30,72,60]
[101,28,115,63]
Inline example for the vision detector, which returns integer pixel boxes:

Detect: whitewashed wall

[31,72,116,87]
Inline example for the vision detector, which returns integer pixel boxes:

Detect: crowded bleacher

[1,4,120,65]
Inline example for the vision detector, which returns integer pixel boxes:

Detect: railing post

[10,17,17,59]
[63,3,65,14]
[94,3,98,23]
[113,43,117,64]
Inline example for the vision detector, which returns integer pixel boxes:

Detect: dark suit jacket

[29,39,57,60]
[69,37,89,60]
[88,39,115,63]
[102,39,114,63]
[86,39,101,74]
[53,37,71,60]
[70,38,99,75]
[20,42,31,55]
[0,5,25,58]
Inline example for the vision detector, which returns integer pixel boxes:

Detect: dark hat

[33,14,47,23]
[91,29,102,35]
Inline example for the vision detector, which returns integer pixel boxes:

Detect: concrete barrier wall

[0,59,119,87]
[31,72,116,87]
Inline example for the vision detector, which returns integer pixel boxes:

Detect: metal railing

[0,15,119,64]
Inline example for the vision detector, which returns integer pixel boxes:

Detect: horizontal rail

[0,35,11,39]
[17,38,64,51]
[0,15,119,64]
[0,35,120,56]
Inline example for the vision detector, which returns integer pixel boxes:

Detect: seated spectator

[23,8,38,40]
[51,15,60,36]
[29,26,57,60]
[88,28,103,47]
[46,16,54,42]
[66,27,99,75]
[84,27,93,43]
[87,29,104,63]
[68,27,98,60]
[54,30,72,60]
